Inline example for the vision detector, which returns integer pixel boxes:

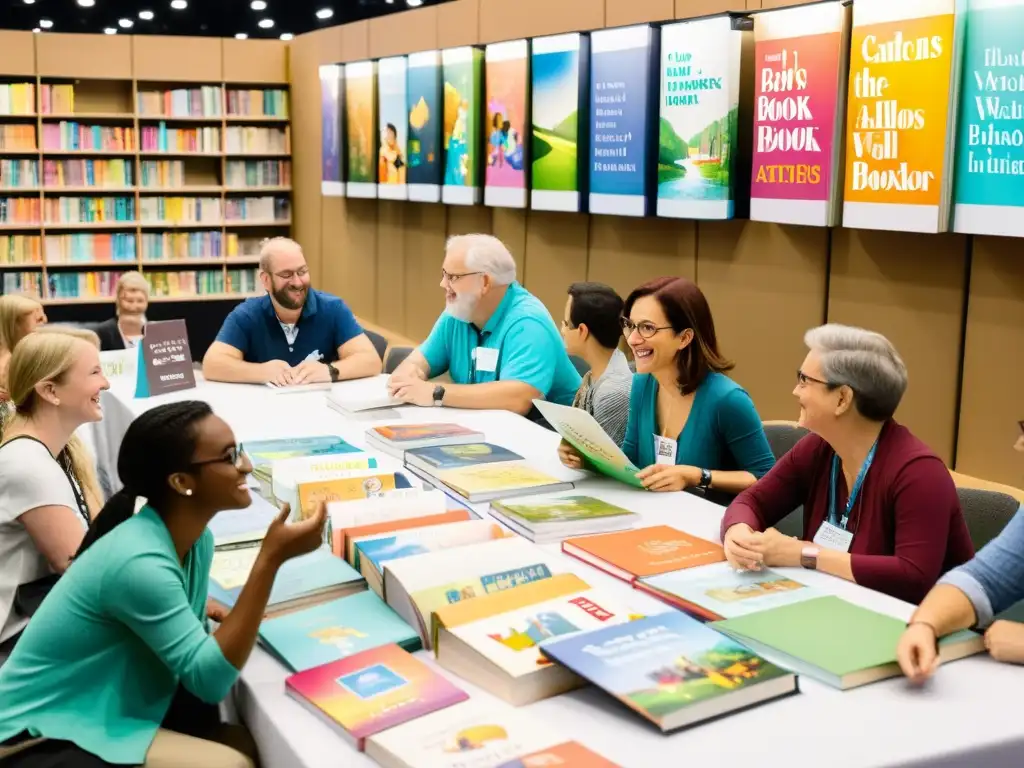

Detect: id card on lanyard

[813,439,878,553]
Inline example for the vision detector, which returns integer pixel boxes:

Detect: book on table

[433,573,644,705]
[270,454,384,509]
[325,374,403,416]
[243,435,363,490]
[336,508,474,565]
[489,495,639,544]
[258,590,420,673]
[285,643,468,751]
[404,442,526,474]
[296,470,414,521]
[265,381,334,394]
[539,611,798,732]
[364,699,618,768]
[365,422,486,459]
[713,595,985,690]
[207,491,281,549]
[562,525,725,583]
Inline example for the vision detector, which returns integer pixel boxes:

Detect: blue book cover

[405,443,523,471]
[259,591,420,672]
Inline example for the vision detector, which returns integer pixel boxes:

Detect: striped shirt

[572,349,633,445]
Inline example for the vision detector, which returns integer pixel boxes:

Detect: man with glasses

[387,234,580,419]
[203,237,381,386]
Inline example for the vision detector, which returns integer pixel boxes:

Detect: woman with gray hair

[94,271,149,351]
[719,324,973,604]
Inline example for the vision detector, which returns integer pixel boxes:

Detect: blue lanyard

[828,439,878,530]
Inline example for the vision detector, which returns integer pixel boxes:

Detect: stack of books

[365,422,485,459]
[490,495,639,544]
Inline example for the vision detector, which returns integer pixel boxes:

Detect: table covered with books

[94,375,1024,768]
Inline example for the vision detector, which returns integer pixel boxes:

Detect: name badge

[653,435,678,465]
[474,346,499,373]
[813,521,854,553]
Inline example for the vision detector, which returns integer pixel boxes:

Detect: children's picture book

[405,443,524,473]
[285,644,468,750]
[562,525,725,582]
[495,742,621,768]
[270,454,383,508]
[244,435,361,487]
[366,423,485,458]
[297,472,412,520]
[540,611,797,731]
[490,495,639,543]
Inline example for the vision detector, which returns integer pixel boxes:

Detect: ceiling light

[315,7,333,19]
[104,27,117,34]
[386,0,393,4]
[280,33,293,40]
[39,18,53,28]
[235,32,248,39]
[32,27,40,33]
[139,10,155,20]
[406,0,423,6]
[170,0,187,9]
[250,0,267,9]
[23,0,35,5]
[258,18,274,28]
[118,18,134,28]
[77,0,96,7]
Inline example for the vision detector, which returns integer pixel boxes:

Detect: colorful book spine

[140,125,221,154]
[139,160,186,188]
[142,230,223,260]
[0,125,37,151]
[43,196,136,224]
[0,83,36,116]
[224,196,290,222]
[225,160,291,187]
[40,84,75,115]
[0,197,41,224]
[138,197,223,224]
[41,123,136,152]
[0,235,42,264]
[227,89,289,118]
[0,159,39,189]
[225,126,291,154]
[2,271,43,297]
[137,87,223,117]
[42,158,134,188]
[47,270,122,300]
[44,233,137,263]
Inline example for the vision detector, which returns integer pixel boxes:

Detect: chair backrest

[384,346,414,375]
[956,487,1021,551]
[364,329,388,362]
[762,421,810,461]
[569,355,590,378]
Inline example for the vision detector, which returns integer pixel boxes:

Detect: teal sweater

[622,372,775,480]
[0,506,238,765]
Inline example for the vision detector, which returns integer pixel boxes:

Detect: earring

[185,489,193,497]
[53,399,60,406]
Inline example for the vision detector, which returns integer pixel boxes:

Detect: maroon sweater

[720,420,974,604]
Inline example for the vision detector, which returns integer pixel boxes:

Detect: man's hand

[290,359,332,385]
[390,376,435,407]
[261,359,294,386]
[387,368,426,394]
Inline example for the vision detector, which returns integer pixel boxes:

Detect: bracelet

[906,620,940,651]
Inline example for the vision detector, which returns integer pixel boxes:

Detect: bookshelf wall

[0,33,291,306]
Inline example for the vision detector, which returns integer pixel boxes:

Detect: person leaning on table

[94,270,149,351]
[387,234,581,417]
[202,236,382,387]
[0,400,327,768]
[720,324,974,605]
[898,426,1024,683]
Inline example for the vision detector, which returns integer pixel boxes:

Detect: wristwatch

[697,468,712,490]
[326,362,340,383]
[432,384,446,407]
[800,545,820,570]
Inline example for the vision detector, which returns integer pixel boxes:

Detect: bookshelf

[0,33,291,306]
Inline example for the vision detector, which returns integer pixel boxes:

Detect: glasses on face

[620,318,674,339]
[796,370,834,388]
[441,269,482,285]
[272,266,309,281]
[189,444,248,470]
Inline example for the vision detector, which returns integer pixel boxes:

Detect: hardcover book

[405,443,524,472]
[496,742,621,768]
[296,472,408,521]
[243,435,361,487]
[562,525,725,582]
[433,463,574,504]
[490,495,639,543]
[366,423,485,458]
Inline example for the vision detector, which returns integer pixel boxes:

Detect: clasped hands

[386,368,433,406]
[262,359,331,387]
[723,523,803,570]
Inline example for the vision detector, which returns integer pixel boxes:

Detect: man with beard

[387,234,580,418]
[202,237,381,386]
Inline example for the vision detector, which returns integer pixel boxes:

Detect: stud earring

[185,489,193,496]
[53,399,60,406]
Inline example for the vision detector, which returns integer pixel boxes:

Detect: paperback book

[336,509,473,565]
[243,435,361,488]
[296,471,412,521]
[366,423,485,458]
[489,495,639,543]
[325,374,403,416]
[405,443,524,473]
[562,525,725,582]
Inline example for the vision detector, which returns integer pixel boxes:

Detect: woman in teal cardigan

[561,276,774,501]
[0,401,326,767]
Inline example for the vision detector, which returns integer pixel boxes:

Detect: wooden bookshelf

[0,33,290,305]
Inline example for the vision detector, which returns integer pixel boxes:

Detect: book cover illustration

[345,60,378,197]
[408,50,443,201]
[496,742,621,768]
[442,47,484,205]
[438,463,566,495]
[373,423,481,443]
[408,442,523,470]
[244,435,360,473]
[565,525,725,579]
[485,39,529,208]
[378,55,409,199]
[208,547,362,608]
[297,472,409,520]
[355,521,509,572]
[493,495,634,524]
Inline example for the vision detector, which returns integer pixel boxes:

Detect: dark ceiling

[0,0,451,39]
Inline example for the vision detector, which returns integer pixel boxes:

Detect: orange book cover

[510,742,622,767]
[562,525,724,582]
[333,510,472,563]
[296,474,397,520]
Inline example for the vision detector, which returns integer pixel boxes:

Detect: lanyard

[828,439,878,530]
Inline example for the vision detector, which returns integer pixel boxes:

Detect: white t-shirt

[0,438,85,643]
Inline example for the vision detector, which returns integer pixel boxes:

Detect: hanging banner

[407,50,444,203]
[485,39,530,208]
[377,56,408,201]
[344,60,378,199]
[319,64,344,197]
[442,46,484,206]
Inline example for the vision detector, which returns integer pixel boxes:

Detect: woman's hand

[260,503,327,566]
[984,620,1024,665]
[206,598,230,623]
[636,464,700,492]
[897,622,940,684]
[748,528,803,568]
[722,523,764,571]
[557,440,584,470]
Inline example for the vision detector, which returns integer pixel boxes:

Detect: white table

[98,376,1024,768]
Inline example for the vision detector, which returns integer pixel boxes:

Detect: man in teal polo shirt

[388,234,580,418]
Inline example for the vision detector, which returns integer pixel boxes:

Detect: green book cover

[492,496,635,524]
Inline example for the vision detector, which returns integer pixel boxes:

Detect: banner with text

[320,64,344,197]
[407,51,443,203]
[378,56,409,201]
[442,47,484,206]
[485,39,529,209]
[345,61,378,199]
[135,319,196,399]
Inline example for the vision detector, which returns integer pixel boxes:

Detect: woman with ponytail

[0,400,326,767]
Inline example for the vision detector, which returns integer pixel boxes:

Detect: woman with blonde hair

[0,331,109,662]
[95,271,149,351]
[0,295,47,383]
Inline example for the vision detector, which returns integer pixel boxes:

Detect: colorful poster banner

[589,25,657,217]
[345,60,378,199]
[442,46,484,206]
[953,0,1024,236]
[377,56,408,201]
[407,50,443,203]
[656,17,744,221]
[842,0,960,233]
[750,2,849,226]
[320,64,343,197]
[531,33,589,212]
[485,39,529,208]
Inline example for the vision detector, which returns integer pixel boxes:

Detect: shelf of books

[0,76,290,305]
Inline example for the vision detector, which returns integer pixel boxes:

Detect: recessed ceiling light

[39,18,53,28]
[139,10,155,20]
[385,0,393,4]
[251,0,267,9]
[315,7,333,19]
[118,18,134,28]
[77,0,96,7]
[235,32,248,39]
[170,0,187,9]
[32,27,40,33]
[104,27,117,34]
[280,33,294,40]
[23,0,35,5]
[258,18,274,28]
[406,0,423,6]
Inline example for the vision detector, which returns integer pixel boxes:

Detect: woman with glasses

[720,324,973,604]
[561,276,774,502]
[0,401,327,767]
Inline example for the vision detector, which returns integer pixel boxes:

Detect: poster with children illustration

[442,46,484,205]
[344,60,378,198]
[377,56,408,200]
[484,39,529,208]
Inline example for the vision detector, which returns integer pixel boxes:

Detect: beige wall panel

[524,212,590,320]
[480,0,605,43]
[341,21,371,62]
[403,204,449,341]
[698,221,827,422]
[223,39,288,84]
[437,0,482,48]
[0,31,36,77]
[375,201,407,333]
[607,0,673,26]
[677,0,747,17]
[319,196,348,298]
[446,206,493,237]
[132,36,222,82]
[586,216,696,300]
[492,209,528,283]
[338,199,379,321]
[370,7,440,56]
[36,33,131,79]
[956,237,1024,486]
[828,230,967,465]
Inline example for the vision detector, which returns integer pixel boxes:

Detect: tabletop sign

[842,0,962,233]
[750,1,850,227]
[344,60,378,199]
[134,319,196,399]
[952,0,1024,236]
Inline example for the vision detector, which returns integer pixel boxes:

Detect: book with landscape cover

[366,423,485,458]
[562,525,725,582]
[490,495,639,543]
[539,611,798,732]
[259,590,420,672]
[285,643,468,750]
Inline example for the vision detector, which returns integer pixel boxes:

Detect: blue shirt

[418,282,581,406]
[0,507,237,764]
[622,371,775,479]
[214,289,363,366]
[941,503,1024,626]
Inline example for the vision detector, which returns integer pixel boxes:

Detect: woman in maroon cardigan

[720,324,973,604]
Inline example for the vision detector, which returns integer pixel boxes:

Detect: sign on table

[134,319,197,398]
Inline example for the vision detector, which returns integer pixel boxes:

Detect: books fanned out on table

[562,525,725,583]
[637,562,823,622]
[433,573,643,705]
[531,399,644,489]
[270,454,382,509]
[539,611,798,732]
[365,699,619,768]
[207,491,281,548]
[490,495,639,544]
[208,546,365,617]
[366,423,485,459]
[713,596,985,690]
[296,471,413,520]
[244,435,362,490]
[285,643,468,751]
[325,374,403,417]
[259,590,420,672]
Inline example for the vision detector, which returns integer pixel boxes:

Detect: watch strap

[698,468,712,489]
[432,384,446,406]
[800,545,820,570]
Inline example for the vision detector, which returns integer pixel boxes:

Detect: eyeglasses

[796,370,835,388]
[189,444,248,470]
[620,318,674,339]
[441,269,482,285]
[271,266,309,281]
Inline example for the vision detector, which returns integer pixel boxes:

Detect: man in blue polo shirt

[203,237,381,386]
[387,234,580,417]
